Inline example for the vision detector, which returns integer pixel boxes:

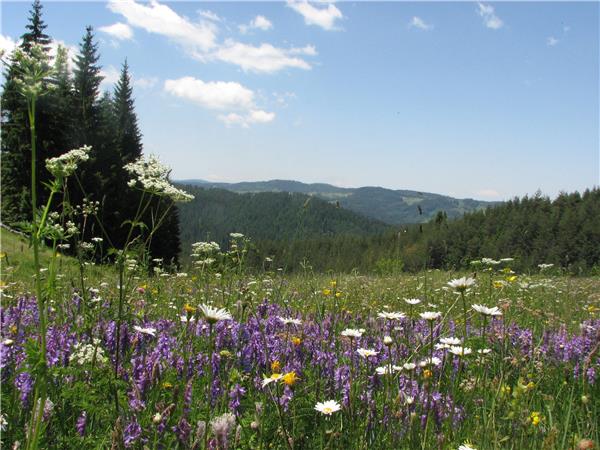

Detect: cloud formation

[477,3,503,30]
[287,0,343,31]
[408,17,433,31]
[164,76,275,127]
[0,34,17,57]
[108,0,315,73]
[547,36,559,46]
[99,22,134,41]
[239,15,273,34]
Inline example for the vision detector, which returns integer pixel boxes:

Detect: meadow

[1,41,599,450]
[1,226,599,449]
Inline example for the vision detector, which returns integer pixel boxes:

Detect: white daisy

[420,311,441,321]
[448,346,473,357]
[377,311,405,320]
[314,400,341,415]
[341,328,365,339]
[199,304,233,324]
[278,316,302,326]
[357,348,379,358]
[471,304,502,317]
[448,277,476,292]
[404,298,421,306]
[133,325,157,337]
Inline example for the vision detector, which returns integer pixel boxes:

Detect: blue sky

[1,1,598,200]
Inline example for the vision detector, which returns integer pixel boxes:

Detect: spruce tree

[20,0,52,53]
[113,60,142,165]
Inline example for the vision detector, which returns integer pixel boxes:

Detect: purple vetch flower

[228,384,246,416]
[123,418,142,448]
[76,411,87,436]
[15,371,34,405]
[174,417,192,445]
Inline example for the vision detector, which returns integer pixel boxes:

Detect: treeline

[177,185,389,259]
[1,1,180,263]
[244,189,600,274]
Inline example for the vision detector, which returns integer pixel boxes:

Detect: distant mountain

[176,179,496,224]
[176,185,390,252]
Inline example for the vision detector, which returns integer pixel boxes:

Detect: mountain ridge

[176,179,497,224]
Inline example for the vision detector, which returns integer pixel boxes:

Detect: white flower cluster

[46,146,91,178]
[124,155,194,202]
[69,339,108,366]
[192,241,221,256]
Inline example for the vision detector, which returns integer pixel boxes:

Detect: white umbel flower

[314,400,341,415]
[124,154,194,202]
[200,304,233,324]
[46,146,91,177]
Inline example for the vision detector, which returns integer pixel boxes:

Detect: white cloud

[108,0,217,58]
[100,65,121,91]
[287,0,343,31]
[199,10,221,22]
[108,0,314,74]
[216,40,312,73]
[477,3,503,30]
[218,109,275,128]
[48,40,78,72]
[547,36,559,47]
[135,76,158,89]
[99,22,134,41]
[164,76,275,127]
[239,15,273,34]
[408,16,433,31]
[0,34,18,57]
[273,91,297,107]
[164,77,255,110]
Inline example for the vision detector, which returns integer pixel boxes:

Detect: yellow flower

[282,371,299,386]
[330,280,337,288]
[184,303,196,314]
[530,411,541,426]
[335,292,343,298]
[526,381,535,390]
[493,281,505,289]
[292,337,302,346]
[322,289,331,296]
[271,360,281,373]
[162,382,173,389]
[423,369,433,379]
[152,289,158,295]
[506,275,518,283]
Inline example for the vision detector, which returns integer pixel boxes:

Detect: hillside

[177,179,495,224]
[176,185,391,252]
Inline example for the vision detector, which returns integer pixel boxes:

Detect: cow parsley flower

[124,154,194,202]
[46,146,91,178]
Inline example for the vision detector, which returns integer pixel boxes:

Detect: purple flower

[123,419,142,447]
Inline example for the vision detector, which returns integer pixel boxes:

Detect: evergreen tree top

[20,0,52,53]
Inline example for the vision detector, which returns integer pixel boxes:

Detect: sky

[1,1,598,201]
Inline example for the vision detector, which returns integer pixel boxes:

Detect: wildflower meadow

[1,9,599,450]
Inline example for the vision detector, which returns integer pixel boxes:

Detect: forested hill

[176,185,391,254]
[178,179,496,224]
[241,189,600,273]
